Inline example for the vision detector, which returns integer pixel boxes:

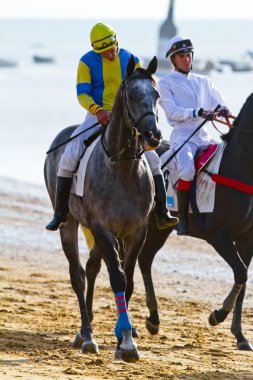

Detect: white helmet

[166,35,193,59]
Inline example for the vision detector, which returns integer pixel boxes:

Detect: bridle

[122,75,158,134]
[101,73,159,163]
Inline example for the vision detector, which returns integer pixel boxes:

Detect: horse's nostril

[144,131,153,139]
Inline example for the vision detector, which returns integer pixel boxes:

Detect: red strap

[212,174,253,194]
[177,179,191,191]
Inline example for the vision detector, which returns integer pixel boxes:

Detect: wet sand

[1,176,253,379]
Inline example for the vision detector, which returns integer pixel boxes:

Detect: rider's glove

[198,108,215,120]
[217,106,230,118]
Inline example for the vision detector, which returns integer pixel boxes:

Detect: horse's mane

[222,93,253,142]
[221,128,235,142]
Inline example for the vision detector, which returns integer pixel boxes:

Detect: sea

[0,18,253,186]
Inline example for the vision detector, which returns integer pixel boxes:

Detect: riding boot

[46,176,73,231]
[177,190,190,236]
[153,174,179,230]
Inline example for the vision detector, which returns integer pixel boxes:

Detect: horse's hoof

[132,326,139,338]
[146,318,160,335]
[237,341,253,351]
[120,348,140,363]
[114,349,122,361]
[208,310,219,326]
[72,332,84,348]
[81,340,99,354]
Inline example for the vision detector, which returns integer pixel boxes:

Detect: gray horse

[84,93,253,351]
[44,56,162,362]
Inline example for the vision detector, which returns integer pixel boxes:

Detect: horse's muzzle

[141,129,162,150]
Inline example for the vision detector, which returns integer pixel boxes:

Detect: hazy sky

[2,0,253,19]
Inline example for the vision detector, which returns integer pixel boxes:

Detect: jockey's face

[101,46,118,61]
[172,51,192,74]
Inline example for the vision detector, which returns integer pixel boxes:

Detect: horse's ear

[147,56,157,75]
[126,55,136,76]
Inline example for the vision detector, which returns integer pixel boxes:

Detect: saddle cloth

[161,141,226,213]
[71,136,150,197]
[71,135,101,196]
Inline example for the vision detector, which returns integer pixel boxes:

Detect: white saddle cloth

[71,135,101,196]
[161,141,226,213]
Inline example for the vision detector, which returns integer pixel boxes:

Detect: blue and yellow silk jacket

[76,48,141,115]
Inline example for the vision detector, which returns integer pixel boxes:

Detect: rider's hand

[198,108,215,120]
[96,109,110,126]
[217,106,230,118]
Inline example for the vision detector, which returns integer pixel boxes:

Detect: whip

[46,121,100,154]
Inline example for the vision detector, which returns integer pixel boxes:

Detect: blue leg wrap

[114,292,132,338]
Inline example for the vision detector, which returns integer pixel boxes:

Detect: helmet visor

[92,34,117,51]
[166,39,193,58]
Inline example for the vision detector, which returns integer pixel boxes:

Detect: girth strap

[204,170,253,194]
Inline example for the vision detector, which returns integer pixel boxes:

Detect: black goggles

[92,34,117,51]
[166,39,193,58]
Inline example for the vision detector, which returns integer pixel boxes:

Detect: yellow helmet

[90,23,118,53]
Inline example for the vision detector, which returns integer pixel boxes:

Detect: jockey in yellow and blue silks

[76,43,141,116]
[76,22,140,127]
[46,22,178,232]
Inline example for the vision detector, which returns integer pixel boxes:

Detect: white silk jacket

[158,71,227,149]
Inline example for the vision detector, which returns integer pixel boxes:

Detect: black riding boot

[46,176,72,231]
[153,175,179,230]
[177,190,190,236]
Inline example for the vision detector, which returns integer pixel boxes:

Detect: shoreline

[1,175,253,379]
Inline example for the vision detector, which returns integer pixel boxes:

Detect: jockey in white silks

[46,22,178,232]
[158,35,230,236]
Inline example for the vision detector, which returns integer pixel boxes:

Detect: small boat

[0,58,17,68]
[246,50,253,59]
[219,59,253,72]
[32,55,55,64]
[142,56,219,76]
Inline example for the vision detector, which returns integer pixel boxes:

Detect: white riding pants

[58,113,103,177]
[174,141,207,181]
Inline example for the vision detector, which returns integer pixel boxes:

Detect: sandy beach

[1,176,253,380]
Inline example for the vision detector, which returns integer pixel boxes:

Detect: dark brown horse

[44,56,162,362]
[85,93,253,351]
[138,93,253,351]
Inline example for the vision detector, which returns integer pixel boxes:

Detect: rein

[211,114,236,133]
[101,128,144,163]
[211,114,253,135]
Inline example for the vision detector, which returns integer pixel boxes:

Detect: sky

[1,0,253,20]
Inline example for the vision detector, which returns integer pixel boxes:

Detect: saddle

[161,142,226,214]
[195,144,218,175]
